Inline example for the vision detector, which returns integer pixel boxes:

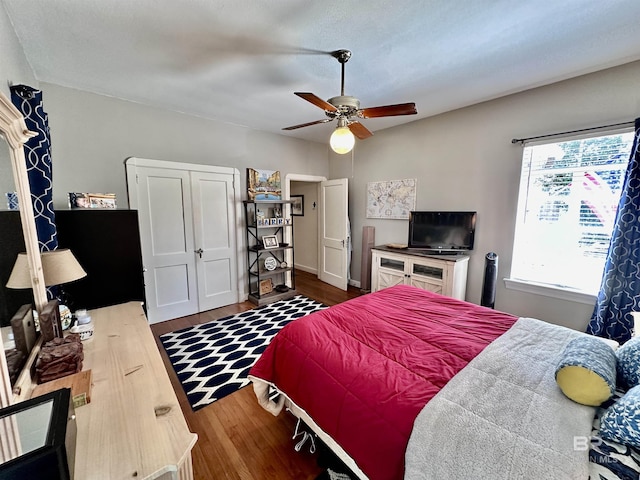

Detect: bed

[248,285,640,480]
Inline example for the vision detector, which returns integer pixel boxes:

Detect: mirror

[1,138,38,387]
[0,90,47,407]
[5,398,53,457]
[0,387,75,479]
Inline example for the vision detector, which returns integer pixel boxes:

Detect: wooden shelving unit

[244,200,297,306]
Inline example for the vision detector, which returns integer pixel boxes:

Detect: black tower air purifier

[481,252,498,309]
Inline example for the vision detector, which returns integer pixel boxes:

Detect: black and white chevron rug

[160,295,327,411]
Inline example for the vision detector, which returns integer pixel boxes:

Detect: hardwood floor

[150,270,363,480]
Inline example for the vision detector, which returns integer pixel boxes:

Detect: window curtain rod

[511,120,634,145]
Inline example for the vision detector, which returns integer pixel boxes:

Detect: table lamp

[6,249,87,339]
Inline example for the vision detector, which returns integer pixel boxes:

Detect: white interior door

[133,166,199,323]
[318,178,349,290]
[190,171,238,311]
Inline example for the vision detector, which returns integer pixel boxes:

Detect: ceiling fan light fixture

[330,125,355,154]
[283,49,416,148]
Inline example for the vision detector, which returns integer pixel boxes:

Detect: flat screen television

[408,211,477,252]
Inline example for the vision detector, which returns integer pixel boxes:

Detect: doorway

[289,179,320,275]
[285,174,350,291]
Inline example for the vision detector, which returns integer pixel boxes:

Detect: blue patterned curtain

[10,85,58,253]
[587,118,640,343]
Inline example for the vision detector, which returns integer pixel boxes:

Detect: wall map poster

[366,178,417,219]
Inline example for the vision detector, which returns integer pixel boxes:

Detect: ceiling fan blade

[359,102,417,118]
[294,92,338,112]
[348,121,373,140]
[282,118,333,131]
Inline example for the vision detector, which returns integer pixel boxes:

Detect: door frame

[284,174,327,198]
[125,157,246,306]
[284,174,327,271]
[286,173,351,290]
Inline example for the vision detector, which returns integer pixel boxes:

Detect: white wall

[331,60,640,331]
[41,83,329,209]
[291,181,319,273]
[0,4,37,98]
[0,4,38,199]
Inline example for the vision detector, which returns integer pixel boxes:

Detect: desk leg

[178,452,194,480]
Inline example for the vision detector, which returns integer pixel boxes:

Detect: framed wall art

[291,195,304,216]
[247,168,281,201]
[366,179,416,219]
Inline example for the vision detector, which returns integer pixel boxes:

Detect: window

[510,130,634,296]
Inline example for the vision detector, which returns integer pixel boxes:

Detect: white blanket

[405,317,596,480]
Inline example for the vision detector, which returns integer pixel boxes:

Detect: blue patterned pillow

[555,336,617,406]
[599,385,640,448]
[616,337,640,389]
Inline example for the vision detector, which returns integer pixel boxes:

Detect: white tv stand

[371,246,469,300]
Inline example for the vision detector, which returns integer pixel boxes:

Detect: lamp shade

[5,253,31,289]
[330,126,355,154]
[6,249,86,289]
[41,249,87,286]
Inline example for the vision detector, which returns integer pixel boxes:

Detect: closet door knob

[195,248,203,258]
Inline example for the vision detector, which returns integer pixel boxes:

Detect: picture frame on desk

[39,299,63,343]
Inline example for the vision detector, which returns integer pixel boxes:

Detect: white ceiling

[4,0,640,144]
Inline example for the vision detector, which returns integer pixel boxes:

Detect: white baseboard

[295,265,359,289]
[296,264,318,275]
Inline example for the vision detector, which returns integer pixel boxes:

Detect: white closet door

[318,178,349,290]
[190,171,238,312]
[135,167,198,323]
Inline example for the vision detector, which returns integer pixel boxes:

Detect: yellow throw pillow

[556,365,613,406]
[555,336,616,406]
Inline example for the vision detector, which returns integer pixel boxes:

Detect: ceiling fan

[283,49,418,153]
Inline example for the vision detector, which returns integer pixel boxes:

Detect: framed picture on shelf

[263,257,278,271]
[259,278,273,295]
[68,192,117,209]
[291,195,304,216]
[262,235,279,249]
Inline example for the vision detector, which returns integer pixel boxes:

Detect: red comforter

[249,285,517,479]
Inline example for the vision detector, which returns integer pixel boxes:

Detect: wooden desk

[64,302,197,479]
